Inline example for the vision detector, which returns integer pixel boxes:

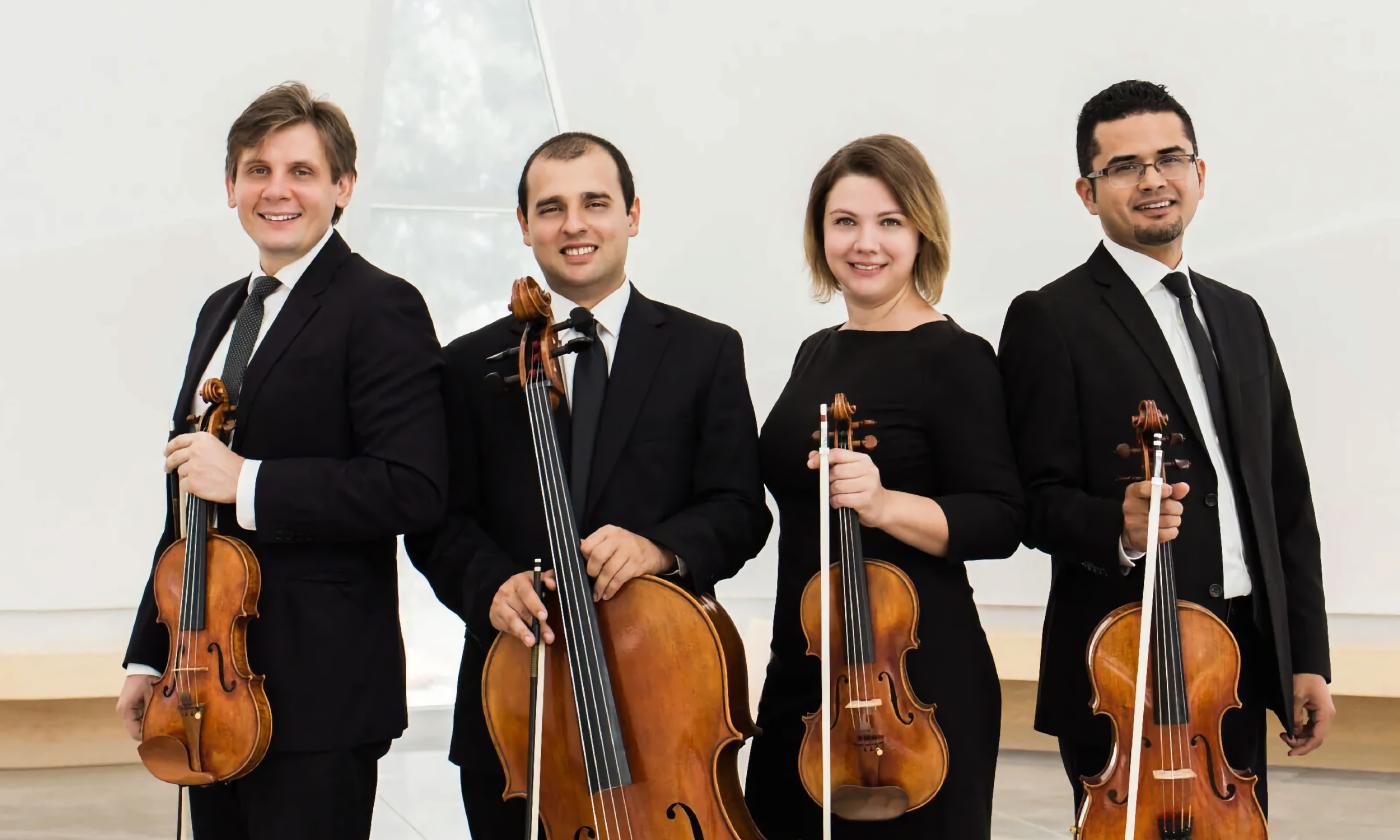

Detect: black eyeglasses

[1086,154,1199,187]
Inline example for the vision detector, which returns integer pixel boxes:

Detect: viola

[479,276,763,840]
[798,393,948,823]
[139,377,271,785]
[1076,400,1267,839]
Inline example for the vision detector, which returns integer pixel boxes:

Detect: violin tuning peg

[1167,433,1186,446]
[1172,458,1191,470]
[1114,443,1138,459]
[811,430,820,442]
[860,434,878,450]
[860,419,878,428]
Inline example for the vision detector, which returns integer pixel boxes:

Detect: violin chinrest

[138,735,217,786]
[831,784,909,821]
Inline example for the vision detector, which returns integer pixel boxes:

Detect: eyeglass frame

[1084,153,1201,186]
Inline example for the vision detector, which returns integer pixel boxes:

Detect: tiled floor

[4,708,1397,838]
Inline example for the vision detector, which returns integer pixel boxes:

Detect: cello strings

[1165,541,1193,829]
[526,343,633,839]
[522,360,607,837]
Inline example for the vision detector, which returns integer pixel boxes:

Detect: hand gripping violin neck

[139,378,271,786]
[799,393,948,823]
[1075,400,1266,840]
[480,276,763,840]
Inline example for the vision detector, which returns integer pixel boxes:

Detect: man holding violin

[406,131,771,836]
[998,80,1335,815]
[116,82,447,839]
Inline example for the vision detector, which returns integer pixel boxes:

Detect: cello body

[483,575,763,839]
[1077,600,1266,840]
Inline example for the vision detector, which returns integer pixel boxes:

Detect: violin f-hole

[207,642,236,692]
[878,671,914,725]
[1191,734,1239,801]
[665,801,705,838]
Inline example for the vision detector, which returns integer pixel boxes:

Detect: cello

[1075,400,1267,839]
[139,377,272,786]
[798,393,948,823]
[480,276,764,840]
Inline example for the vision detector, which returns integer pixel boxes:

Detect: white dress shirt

[1102,238,1252,598]
[129,227,336,679]
[550,278,630,406]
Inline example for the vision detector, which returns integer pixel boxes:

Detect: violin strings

[522,359,607,837]
[844,508,872,731]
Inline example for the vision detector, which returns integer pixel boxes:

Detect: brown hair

[804,134,950,303]
[225,82,358,224]
[517,131,635,215]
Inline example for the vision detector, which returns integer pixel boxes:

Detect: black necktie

[221,275,281,405]
[1161,271,1235,467]
[569,314,607,516]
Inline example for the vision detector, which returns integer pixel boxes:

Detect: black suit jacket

[998,243,1329,741]
[124,231,448,752]
[406,286,772,764]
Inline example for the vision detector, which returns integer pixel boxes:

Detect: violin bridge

[845,698,883,709]
[1151,768,1197,780]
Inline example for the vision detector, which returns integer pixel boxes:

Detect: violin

[479,276,764,840]
[798,393,948,823]
[139,377,272,785]
[1076,400,1266,839]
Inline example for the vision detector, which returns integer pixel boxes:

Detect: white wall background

[1,0,1395,699]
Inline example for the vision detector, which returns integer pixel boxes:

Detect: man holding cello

[406,132,771,836]
[998,80,1335,819]
[116,82,447,839]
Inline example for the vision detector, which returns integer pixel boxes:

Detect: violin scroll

[1113,401,1190,480]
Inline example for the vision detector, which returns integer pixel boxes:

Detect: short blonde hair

[804,134,950,303]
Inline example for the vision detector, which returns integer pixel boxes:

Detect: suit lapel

[236,232,351,416]
[173,282,246,429]
[1192,271,1247,449]
[584,288,668,521]
[1090,244,1206,446]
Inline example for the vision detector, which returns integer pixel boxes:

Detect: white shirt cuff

[1118,534,1144,573]
[672,554,688,578]
[126,663,161,678]
[236,459,261,531]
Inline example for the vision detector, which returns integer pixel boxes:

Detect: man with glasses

[998,80,1334,817]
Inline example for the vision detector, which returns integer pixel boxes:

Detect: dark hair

[225,82,357,224]
[516,132,636,215]
[1076,80,1197,176]
[805,134,950,304]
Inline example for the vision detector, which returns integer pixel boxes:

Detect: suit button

[1205,492,1218,508]
[1209,583,1223,598]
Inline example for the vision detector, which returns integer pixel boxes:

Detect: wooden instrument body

[796,558,948,819]
[140,529,272,785]
[1077,600,1266,840]
[483,574,763,840]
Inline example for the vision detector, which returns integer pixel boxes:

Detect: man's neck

[1107,233,1184,270]
[259,249,309,277]
[549,273,625,311]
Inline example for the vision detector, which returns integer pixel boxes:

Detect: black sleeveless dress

[744,321,1024,838]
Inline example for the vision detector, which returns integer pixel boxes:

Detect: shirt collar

[550,278,632,337]
[247,225,336,292]
[1101,237,1193,297]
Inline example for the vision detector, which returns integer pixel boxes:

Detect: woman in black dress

[744,135,1024,838]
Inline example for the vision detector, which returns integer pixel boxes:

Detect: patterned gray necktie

[220,275,281,404]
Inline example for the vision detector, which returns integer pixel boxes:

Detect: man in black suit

[115,82,447,839]
[998,80,1334,815]
[406,132,771,835]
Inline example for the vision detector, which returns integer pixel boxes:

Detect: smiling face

[225,122,353,275]
[1075,110,1206,266]
[822,174,920,309]
[517,145,639,308]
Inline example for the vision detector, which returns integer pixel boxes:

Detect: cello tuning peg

[483,372,518,391]
[552,336,592,357]
[485,346,520,362]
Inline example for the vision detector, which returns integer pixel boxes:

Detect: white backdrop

[1,0,1395,696]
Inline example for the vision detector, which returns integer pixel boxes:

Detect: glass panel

[364,207,539,342]
[374,0,559,208]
